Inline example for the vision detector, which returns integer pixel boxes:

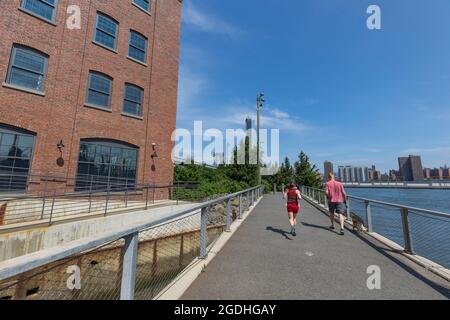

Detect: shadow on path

[352,230,450,298]
[301,222,333,232]
[266,226,293,240]
[311,201,450,297]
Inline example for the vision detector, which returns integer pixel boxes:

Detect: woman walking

[284,182,302,236]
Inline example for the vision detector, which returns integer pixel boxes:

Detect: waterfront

[346,188,450,214]
[345,187,450,269]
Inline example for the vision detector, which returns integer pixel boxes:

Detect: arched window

[76,139,138,191]
[0,125,36,192]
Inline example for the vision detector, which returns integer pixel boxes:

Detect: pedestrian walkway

[182,194,450,300]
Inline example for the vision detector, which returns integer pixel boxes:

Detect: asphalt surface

[182,194,450,300]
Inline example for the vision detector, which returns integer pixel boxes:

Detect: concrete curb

[303,196,450,283]
[154,196,264,300]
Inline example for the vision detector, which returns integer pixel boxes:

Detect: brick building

[0,0,182,192]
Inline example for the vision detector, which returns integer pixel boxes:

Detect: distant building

[398,155,424,182]
[338,165,369,182]
[423,168,431,180]
[389,169,401,181]
[324,161,333,181]
[245,117,253,143]
[443,167,450,180]
[430,168,443,180]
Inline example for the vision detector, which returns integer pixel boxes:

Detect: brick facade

[0,0,182,191]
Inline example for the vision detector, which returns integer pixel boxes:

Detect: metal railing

[301,186,450,269]
[0,185,263,300]
[0,178,206,229]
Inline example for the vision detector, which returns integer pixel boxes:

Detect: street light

[257,93,265,185]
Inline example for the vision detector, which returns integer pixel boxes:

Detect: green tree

[294,151,322,188]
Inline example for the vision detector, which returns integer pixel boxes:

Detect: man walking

[325,173,347,235]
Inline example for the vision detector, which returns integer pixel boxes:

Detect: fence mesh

[0,239,124,300]
[347,198,368,226]
[369,203,404,247]
[408,211,450,269]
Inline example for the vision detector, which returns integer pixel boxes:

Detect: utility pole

[256,93,265,185]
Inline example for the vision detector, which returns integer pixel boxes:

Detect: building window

[76,140,138,191]
[0,125,36,192]
[20,0,58,22]
[123,84,143,116]
[94,13,118,50]
[86,71,112,109]
[133,0,150,12]
[128,31,147,63]
[6,45,49,92]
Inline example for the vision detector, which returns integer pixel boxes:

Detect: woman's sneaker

[292,228,297,237]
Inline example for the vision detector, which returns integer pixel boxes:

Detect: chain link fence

[0,186,261,300]
[301,186,450,269]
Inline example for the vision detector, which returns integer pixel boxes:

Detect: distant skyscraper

[245,117,253,144]
[398,155,424,182]
[245,117,252,131]
[324,161,333,181]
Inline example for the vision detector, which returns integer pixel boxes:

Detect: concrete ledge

[154,197,263,300]
[302,195,450,283]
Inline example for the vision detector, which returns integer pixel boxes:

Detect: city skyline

[177,0,450,173]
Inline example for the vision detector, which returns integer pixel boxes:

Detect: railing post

[346,197,351,220]
[199,207,208,259]
[273,183,276,194]
[49,190,56,225]
[251,190,254,207]
[125,189,128,208]
[176,181,180,205]
[145,186,149,209]
[238,194,242,219]
[365,201,373,232]
[247,191,250,210]
[120,232,139,300]
[400,208,414,254]
[105,187,110,217]
[226,199,232,232]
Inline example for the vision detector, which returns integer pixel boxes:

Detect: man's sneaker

[340,229,345,235]
[329,225,335,230]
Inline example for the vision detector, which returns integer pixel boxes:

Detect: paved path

[182,194,450,300]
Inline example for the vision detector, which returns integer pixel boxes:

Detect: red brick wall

[0,0,182,191]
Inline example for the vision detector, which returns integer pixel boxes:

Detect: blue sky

[177,0,450,173]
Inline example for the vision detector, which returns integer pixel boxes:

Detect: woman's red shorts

[287,203,299,214]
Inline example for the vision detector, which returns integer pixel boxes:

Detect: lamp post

[256,93,265,185]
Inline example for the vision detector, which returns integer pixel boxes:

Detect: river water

[345,188,450,269]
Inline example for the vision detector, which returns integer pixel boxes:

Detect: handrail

[300,186,450,219]
[0,185,263,282]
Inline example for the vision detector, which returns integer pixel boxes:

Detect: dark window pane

[76,140,138,191]
[9,67,44,91]
[128,32,147,62]
[87,90,109,108]
[13,48,46,73]
[133,0,150,11]
[123,100,141,116]
[1,134,15,146]
[89,73,111,93]
[22,0,57,21]
[17,136,35,149]
[8,46,48,92]
[95,14,118,49]
[95,31,116,49]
